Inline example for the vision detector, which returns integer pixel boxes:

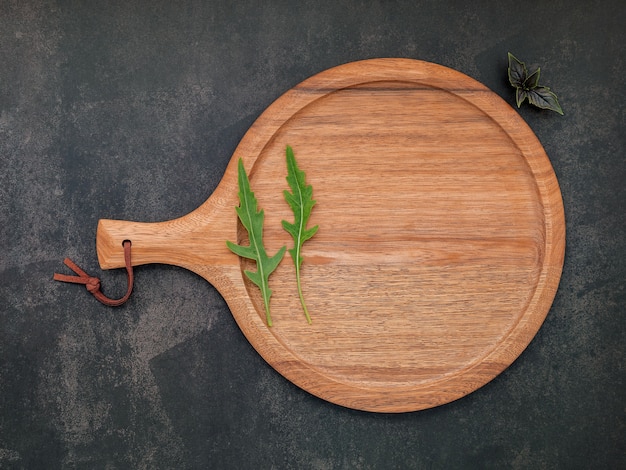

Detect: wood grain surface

[96,59,565,412]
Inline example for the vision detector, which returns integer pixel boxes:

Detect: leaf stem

[295,263,312,324]
[262,284,273,327]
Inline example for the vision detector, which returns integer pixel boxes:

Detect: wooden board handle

[97,218,188,269]
[96,213,238,282]
[96,179,239,281]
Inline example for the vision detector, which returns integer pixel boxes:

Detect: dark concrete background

[1,1,624,468]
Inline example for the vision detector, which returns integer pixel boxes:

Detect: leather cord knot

[53,240,134,307]
[85,277,101,294]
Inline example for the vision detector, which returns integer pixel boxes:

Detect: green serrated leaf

[225,242,257,260]
[507,52,527,88]
[527,86,564,115]
[226,158,286,327]
[281,145,319,324]
[244,269,262,287]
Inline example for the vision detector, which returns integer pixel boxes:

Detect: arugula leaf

[281,146,319,324]
[227,158,286,327]
[507,52,563,115]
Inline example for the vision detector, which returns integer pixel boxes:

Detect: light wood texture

[96,59,565,412]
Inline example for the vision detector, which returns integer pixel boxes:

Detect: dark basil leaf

[527,87,564,115]
[516,88,529,107]
[507,52,527,88]
[523,67,541,90]
[507,53,563,115]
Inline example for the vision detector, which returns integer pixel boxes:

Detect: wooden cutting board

[96,58,565,412]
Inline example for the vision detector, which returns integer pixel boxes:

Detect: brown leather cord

[53,240,134,307]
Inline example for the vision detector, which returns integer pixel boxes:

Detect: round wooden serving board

[96,59,565,412]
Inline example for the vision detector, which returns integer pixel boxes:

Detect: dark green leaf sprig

[507,52,563,115]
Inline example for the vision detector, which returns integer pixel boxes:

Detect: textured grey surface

[1,1,624,469]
